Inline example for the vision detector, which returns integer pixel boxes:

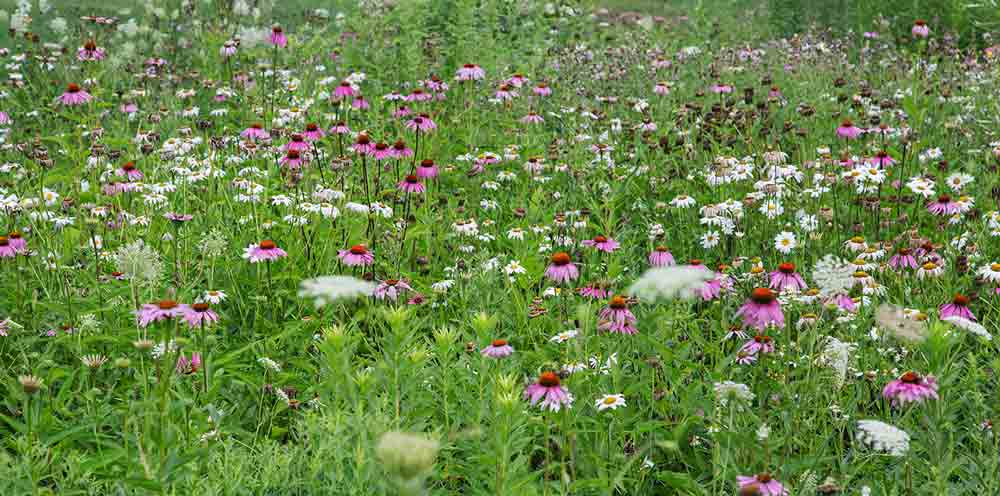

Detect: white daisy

[550,329,579,343]
[595,394,626,411]
[977,263,1000,283]
[700,230,720,249]
[774,231,797,254]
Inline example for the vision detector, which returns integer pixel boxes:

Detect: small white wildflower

[257,357,282,373]
[595,394,626,411]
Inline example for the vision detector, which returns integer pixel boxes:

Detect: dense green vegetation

[0,0,998,494]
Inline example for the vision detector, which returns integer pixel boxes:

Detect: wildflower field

[2,0,1000,494]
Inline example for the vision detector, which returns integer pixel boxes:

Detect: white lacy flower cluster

[857,420,910,456]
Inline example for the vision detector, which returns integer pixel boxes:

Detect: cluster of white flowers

[942,316,991,341]
[299,276,376,307]
[151,340,178,360]
[713,381,754,407]
[875,304,928,343]
[819,337,856,387]
[627,266,713,301]
[112,239,163,287]
[857,420,910,456]
[812,254,853,297]
[257,357,282,373]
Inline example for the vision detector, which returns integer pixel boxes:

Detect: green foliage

[767,0,1000,45]
[1,0,999,494]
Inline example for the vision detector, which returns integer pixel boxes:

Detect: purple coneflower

[371,142,393,161]
[184,303,219,328]
[302,123,324,141]
[59,84,92,106]
[416,159,439,179]
[914,241,939,260]
[0,236,17,258]
[7,231,26,252]
[836,119,863,139]
[690,260,723,301]
[524,372,573,412]
[285,134,311,153]
[241,122,270,141]
[391,139,413,159]
[405,88,432,102]
[912,20,929,38]
[481,339,514,358]
[769,263,807,293]
[940,293,975,321]
[507,73,528,87]
[599,295,638,335]
[374,279,413,301]
[736,473,788,496]
[888,247,918,270]
[352,96,370,110]
[137,300,189,327]
[406,114,437,133]
[533,82,552,96]
[735,350,758,365]
[653,81,670,95]
[398,175,426,194]
[220,40,238,58]
[426,75,448,91]
[578,281,612,299]
[279,150,306,169]
[581,235,619,253]
[710,83,733,94]
[77,40,106,61]
[270,25,287,48]
[648,246,675,267]
[334,81,355,98]
[831,293,857,312]
[164,212,194,223]
[544,252,579,284]
[736,288,785,329]
[176,352,203,374]
[495,84,518,101]
[740,333,776,356]
[352,133,376,155]
[927,194,960,216]
[244,240,287,263]
[520,112,544,124]
[868,150,895,168]
[883,371,938,406]
[456,63,485,81]
[338,244,374,266]
[329,121,351,135]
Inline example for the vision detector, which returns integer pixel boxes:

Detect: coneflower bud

[81,354,108,370]
[18,374,43,395]
[956,256,969,274]
[375,431,440,484]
